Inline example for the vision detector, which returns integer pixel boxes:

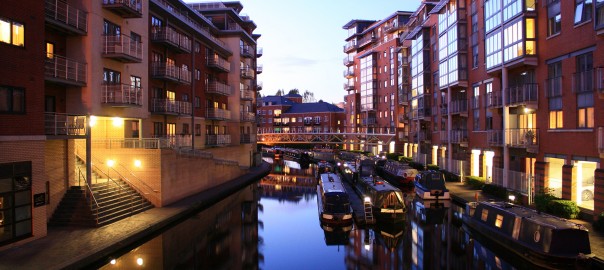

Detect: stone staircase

[49,160,154,227]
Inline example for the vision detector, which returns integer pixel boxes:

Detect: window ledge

[546,32,561,40]
[547,128,593,133]
[574,20,592,28]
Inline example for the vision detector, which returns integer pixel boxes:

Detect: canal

[93,158,549,269]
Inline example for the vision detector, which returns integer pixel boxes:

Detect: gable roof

[286,101,345,114]
[261,96,295,106]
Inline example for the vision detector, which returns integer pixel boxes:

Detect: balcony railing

[151,62,190,84]
[572,70,595,93]
[471,96,480,109]
[102,0,142,18]
[440,130,449,143]
[597,68,604,96]
[256,47,263,57]
[241,90,254,100]
[507,83,538,107]
[101,83,142,106]
[256,64,263,74]
[44,54,86,86]
[487,129,504,146]
[240,46,253,58]
[343,56,354,66]
[507,128,538,149]
[45,0,87,35]
[206,81,232,96]
[240,134,257,144]
[241,68,254,79]
[599,127,604,157]
[449,99,468,115]
[44,112,87,136]
[150,98,191,115]
[151,26,191,53]
[343,42,357,53]
[207,54,230,72]
[256,81,263,91]
[207,108,231,120]
[343,70,354,78]
[545,76,563,97]
[357,35,376,48]
[362,118,377,125]
[241,112,256,122]
[102,35,143,63]
[486,91,503,108]
[343,82,354,91]
[450,129,468,144]
[206,134,231,146]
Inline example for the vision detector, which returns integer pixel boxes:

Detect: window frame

[0,86,25,114]
[0,17,25,47]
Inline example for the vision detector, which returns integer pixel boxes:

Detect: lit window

[549,111,563,129]
[578,107,594,128]
[495,214,504,228]
[481,209,489,222]
[0,18,24,47]
[46,43,54,59]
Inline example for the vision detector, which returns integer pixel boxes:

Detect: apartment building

[257,94,346,136]
[342,12,413,154]
[0,0,260,248]
[395,0,604,217]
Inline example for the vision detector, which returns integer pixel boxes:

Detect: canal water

[94,158,544,270]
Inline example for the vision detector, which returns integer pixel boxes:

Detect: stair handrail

[76,166,99,225]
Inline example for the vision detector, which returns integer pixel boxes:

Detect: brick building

[0,0,261,248]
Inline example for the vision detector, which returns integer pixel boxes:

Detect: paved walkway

[447,181,604,263]
[0,163,271,270]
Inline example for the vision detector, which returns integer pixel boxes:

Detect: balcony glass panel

[486,31,502,69]
[485,0,502,33]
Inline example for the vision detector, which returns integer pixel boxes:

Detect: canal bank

[0,162,271,270]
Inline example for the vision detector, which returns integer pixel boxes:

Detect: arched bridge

[257,132,396,146]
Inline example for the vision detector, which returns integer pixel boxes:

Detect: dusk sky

[186,0,422,104]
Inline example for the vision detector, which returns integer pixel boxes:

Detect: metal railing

[343,70,354,77]
[241,68,254,78]
[471,96,480,109]
[449,159,468,178]
[150,26,191,52]
[240,45,253,58]
[545,76,563,97]
[241,112,256,122]
[440,130,449,143]
[206,134,231,146]
[102,83,142,105]
[597,68,604,95]
[45,0,87,33]
[44,54,86,85]
[256,64,263,73]
[257,47,263,57]
[450,99,468,114]
[241,90,254,100]
[151,62,178,80]
[240,134,257,144]
[343,56,354,66]
[450,129,468,144]
[44,112,87,136]
[207,81,232,96]
[343,82,354,90]
[572,70,595,93]
[75,167,99,225]
[207,54,231,71]
[206,108,231,120]
[487,129,504,146]
[507,83,538,106]
[151,98,191,114]
[102,0,142,14]
[486,91,503,108]
[343,42,357,52]
[102,35,143,61]
[507,128,538,147]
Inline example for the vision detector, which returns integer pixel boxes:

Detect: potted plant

[524,129,535,145]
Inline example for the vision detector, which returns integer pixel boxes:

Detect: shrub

[408,161,425,171]
[440,170,460,182]
[534,188,559,213]
[593,212,604,232]
[399,156,412,163]
[482,184,508,199]
[547,200,580,219]
[386,153,400,161]
[464,175,485,189]
[426,164,439,171]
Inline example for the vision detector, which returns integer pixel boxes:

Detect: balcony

[487,129,504,146]
[343,82,354,91]
[151,26,191,53]
[418,108,432,120]
[150,99,191,115]
[599,127,604,158]
[417,131,431,142]
[256,64,263,74]
[151,62,191,84]
[102,0,142,18]
[449,99,468,116]
[207,54,231,72]
[572,70,595,94]
[241,68,254,79]
[101,83,142,107]
[206,134,231,146]
[256,81,263,91]
[206,81,232,96]
[450,129,468,146]
[45,0,87,35]
[507,83,538,109]
[598,68,604,98]
[256,47,263,57]
[206,108,231,121]
[362,118,377,126]
[240,46,253,58]
[44,54,86,86]
[102,35,143,63]
[343,70,354,78]
[486,91,503,109]
[44,112,87,137]
[240,134,256,144]
[507,128,538,152]
[241,90,254,101]
[440,130,449,143]
[343,42,357,53]
[357,35,376,49]
[241,112,256,122]
[343,56,354,66]
[397,114,408,124]
[384,21,406,33]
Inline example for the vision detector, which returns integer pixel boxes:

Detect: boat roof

[320,173,346,193]
[479,201,588,230]
[359,176,401,192]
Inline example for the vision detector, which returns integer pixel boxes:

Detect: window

[473,109,480,131]
[130,76,141,89]
[575,0,593,25]
[484,0,502,33]
[196,69,201,81]
[195,124,201,136]
[0,18,25,47]
[576,53,594,128]
[597,0,604,29]
[46,42,54,59]
[194,96,200,108]
[195,42,201,53]
[547,1,561,36]
[549,110,563,129]
[548,62,563,129]
[103,69,121,84]
[0,162,33,244]
[0,86,24,113]
[103,20,120,36]
[485,31,502,69]
[153,122,164,137]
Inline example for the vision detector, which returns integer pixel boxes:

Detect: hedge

[594,212,604,231]
[482,184,508,199]
[408,161,425,171]
[399,156,412,163]
[464,176,485,189]
[546,200,580,219]
[426,164,439,171]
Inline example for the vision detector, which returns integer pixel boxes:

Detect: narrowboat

[463,201,592,269]
[337,160,358,183]
[282,148,311,164]
[376,160,418,187]
[316,173,353,226]
[414,170,450,200]
[357,174,406,223]
[315,160,333,179]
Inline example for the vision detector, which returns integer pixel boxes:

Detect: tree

[288,89,300,95]
[275,89,284,96]
[303,90,316,103]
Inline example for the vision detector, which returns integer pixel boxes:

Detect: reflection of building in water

[259,160,317,202]
[344,225,406,269]
[409,196,450,270]
[99,185,260,269]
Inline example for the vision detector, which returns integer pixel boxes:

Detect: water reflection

[95,158,572,270]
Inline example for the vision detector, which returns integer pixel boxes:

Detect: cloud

[273,56,318,67]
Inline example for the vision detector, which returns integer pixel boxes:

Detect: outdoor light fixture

[136,258,143,266]
[107,160,115,168]
[112,117,123,127]
[89,116,97,127]
[508,194,516,203]
[110,259,116,265]
[364,197,371,203]
[134,160,142,168]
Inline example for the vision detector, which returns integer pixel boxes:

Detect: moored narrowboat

[414,170,450,200]
[463,201,592,269]
[357,175,406,223]
[315,160,333,179]
[376,160,418,187]
[316,173,353,226]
